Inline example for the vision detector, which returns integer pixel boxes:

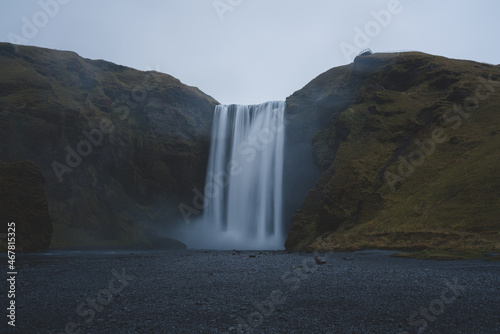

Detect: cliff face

[3,44,499,252]
[0,43,217,248]
[0,161,52,252]
[285,52,500,252]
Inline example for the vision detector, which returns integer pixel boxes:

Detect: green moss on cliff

[0,43,217,249]
[285,52,500,252]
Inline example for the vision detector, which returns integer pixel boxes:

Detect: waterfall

[201,101,286,250]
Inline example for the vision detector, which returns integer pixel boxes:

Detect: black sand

[1,250,499,333]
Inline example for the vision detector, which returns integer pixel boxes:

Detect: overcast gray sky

[1,0,499,105]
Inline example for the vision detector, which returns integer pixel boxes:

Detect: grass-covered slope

[0,43,218,248]
[285,52,500,252]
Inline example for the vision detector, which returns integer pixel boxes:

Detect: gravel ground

[1,249,499,334]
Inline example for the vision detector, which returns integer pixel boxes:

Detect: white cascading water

[200,101,286,249]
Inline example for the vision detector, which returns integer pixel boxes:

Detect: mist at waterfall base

[173,101,287,250]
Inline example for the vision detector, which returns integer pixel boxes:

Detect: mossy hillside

[0,43,218,248]
[285,52,500,252]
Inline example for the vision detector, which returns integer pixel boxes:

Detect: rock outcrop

[285,52,500,252]
[0,161,52,252]
[0,43,217,249]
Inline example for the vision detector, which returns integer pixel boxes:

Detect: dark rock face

[285,52,500,251]
[0,43,218,249]
[0,161,52,252]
